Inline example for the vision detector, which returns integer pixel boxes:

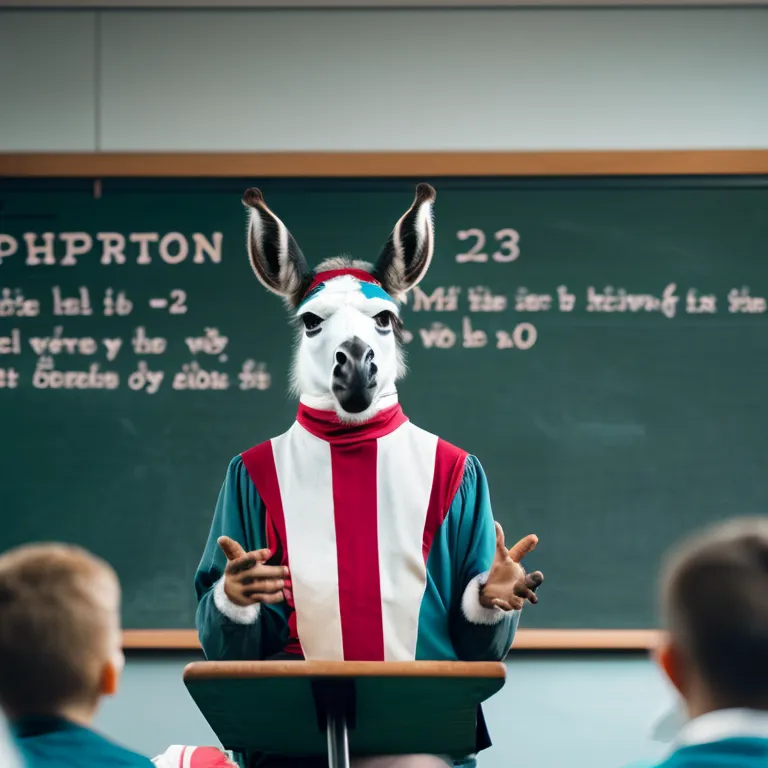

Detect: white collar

[676,709,768,748]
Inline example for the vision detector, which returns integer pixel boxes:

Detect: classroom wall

[1,7,767,151]
[96,653,677,768]
[0,6,752,767]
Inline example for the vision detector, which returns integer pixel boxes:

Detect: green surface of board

[1,176,767,630]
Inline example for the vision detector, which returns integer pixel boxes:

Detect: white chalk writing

[0,288,40,317]
[468,286,507,312]
[172,362,229,390]
[239,361,272,390]
[557,286,576,312]
[462,317,488,348]
[103,338,123,361]
[29,327,98,356]
[686,289,717,314]
[728,287,766,314]
[185,328,228,356]
[587,284,680,319]
[0,231,224,267]
[0,368,19,388]
[32,356,119,390]
[456,228,521,263]
[103,289,134,316]
[132,327,167,355]
[419,322,457,349]
[515,288,552,312]
[0,329,21,355]
[410,286,461,312]
[128,362,165,394]
[52,287,92,316]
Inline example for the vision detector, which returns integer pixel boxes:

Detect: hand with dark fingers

[217,535,289,607]
[478,522,544,612]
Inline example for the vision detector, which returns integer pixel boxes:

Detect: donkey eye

[374,312,392,330]
[302,313,323,332]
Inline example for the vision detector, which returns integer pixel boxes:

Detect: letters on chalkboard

[0,231,223,267]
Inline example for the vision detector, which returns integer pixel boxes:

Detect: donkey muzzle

[331,337,378,414]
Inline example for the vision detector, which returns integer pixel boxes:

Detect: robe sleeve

[194,455,291,660]
[446,454,521,661]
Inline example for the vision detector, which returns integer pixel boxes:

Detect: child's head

[657,518,768,717]
[0,542,124,722]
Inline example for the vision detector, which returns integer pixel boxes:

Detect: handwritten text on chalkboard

[2,227,767,394]
[0,232,223,266]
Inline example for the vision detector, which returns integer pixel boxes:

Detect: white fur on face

[292,275,402,421]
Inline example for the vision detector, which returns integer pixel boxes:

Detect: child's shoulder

[75,725,154,767]
[621,738,768,768]
[18,723,153,767]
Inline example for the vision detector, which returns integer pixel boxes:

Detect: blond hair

[0,543,121,717]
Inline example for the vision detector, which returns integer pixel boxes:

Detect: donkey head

[243,184,435,422]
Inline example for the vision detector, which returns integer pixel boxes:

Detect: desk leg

[326,709,350,768]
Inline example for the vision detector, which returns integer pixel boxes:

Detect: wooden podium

[184,661,506,768]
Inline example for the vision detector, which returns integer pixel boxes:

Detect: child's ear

[100,651,125,697]
[655,632,685,697]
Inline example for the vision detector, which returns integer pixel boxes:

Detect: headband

[302,269,382,299]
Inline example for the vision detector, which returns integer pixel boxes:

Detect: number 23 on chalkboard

[456,228,520,263]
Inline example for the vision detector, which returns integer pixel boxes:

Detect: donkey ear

[372,183,435,300]
[243,188,312,307]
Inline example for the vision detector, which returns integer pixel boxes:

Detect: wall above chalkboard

[2,151,768,649]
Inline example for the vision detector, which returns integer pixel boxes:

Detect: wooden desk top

[184,659,507,681]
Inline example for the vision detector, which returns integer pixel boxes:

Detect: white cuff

[461,572,513,626]
[152,746,181,768]
[213,577,261,625]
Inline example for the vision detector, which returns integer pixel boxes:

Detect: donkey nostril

[336,351,347,366]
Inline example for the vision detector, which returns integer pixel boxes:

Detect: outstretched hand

[478,522,544,612]
[218,535,288,607]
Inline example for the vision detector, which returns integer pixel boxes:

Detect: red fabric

[162,746,234,768]
[296,402,407,445]
[241,405,458,661]
[422,439,468,563]
[240,441,302,655]
[188,747,235,768]
[330,439,385,661]
[303,268,381,298]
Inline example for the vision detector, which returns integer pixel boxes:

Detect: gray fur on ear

[372,183,436,301]
[243,188,312,307]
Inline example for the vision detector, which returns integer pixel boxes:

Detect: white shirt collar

[676,708,768,748]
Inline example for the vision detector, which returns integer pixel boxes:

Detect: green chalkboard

[1,176,767,631]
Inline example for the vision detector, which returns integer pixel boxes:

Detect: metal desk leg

[326,708,350,768]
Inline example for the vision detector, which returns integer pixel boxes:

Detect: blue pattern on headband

[360,281,397,305]
[297,277,396,312]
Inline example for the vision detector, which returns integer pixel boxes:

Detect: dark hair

[0,543,120,717]
[661,518,768,707]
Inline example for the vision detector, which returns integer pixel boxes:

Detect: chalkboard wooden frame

[4,149,763,651]
[121,629,661,651]
[1,149,768,178]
